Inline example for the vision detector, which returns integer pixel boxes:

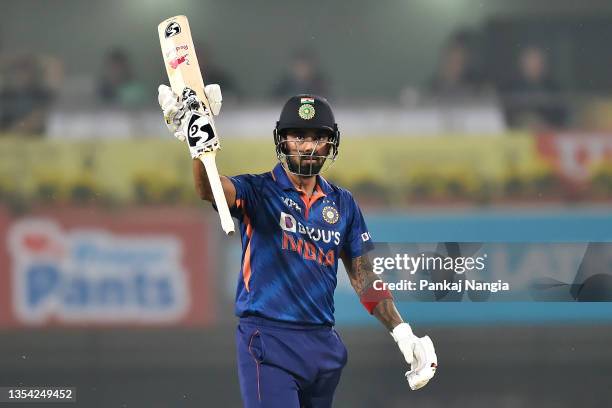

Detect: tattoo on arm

[345,254,378,294]
[343,253,404,331]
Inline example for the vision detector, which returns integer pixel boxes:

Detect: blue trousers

[236,316,348,408]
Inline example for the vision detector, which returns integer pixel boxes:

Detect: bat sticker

[169,55,187,69]
[165,22,181,38]
[187,112,215,147]
[181,88,201,110]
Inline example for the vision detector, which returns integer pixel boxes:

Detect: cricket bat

[158,15,235,235]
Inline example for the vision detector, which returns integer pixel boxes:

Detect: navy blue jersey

[226,163,373,326]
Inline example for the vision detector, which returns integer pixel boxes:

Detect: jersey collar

[272,163,333,195]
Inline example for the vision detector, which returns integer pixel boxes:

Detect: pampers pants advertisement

[4,2,612,407]
[0,206,214,328]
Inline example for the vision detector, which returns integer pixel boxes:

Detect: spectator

[428,32,487,100]
[271,48,329,99]
[97,48,146,106]
[0,55,56,135]
[500,45,568,130]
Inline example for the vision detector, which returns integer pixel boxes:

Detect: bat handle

[199,152,235,235]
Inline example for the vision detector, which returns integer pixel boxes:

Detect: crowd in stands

[1,27,610,136]
[0,54,61,135]
[425,31,569,131]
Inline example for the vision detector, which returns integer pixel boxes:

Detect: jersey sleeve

[342,192,375,259]
[212,174,260,220]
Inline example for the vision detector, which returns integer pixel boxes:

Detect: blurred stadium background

[2,0,612,407]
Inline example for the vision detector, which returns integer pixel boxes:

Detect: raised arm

[191,159,236,205]
[159,83,237,208]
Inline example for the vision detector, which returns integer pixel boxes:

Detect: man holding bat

[158,86,437,407]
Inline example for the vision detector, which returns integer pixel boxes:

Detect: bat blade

[158,15,235,235]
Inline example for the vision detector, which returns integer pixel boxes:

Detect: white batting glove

[157,84,222,158]
[391,323,438,390]
[204,84,222,116]
[157,84,223,139]
[158,84,186,141]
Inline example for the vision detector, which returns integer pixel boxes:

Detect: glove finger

[161,95,180,112]
[208,100,222,116]
[403,349,414,366]
[411,339,426,372]
[420,336,438,367]
[396,338,415,366]
[406,367,436,385]
[158,84,171,93]
[204,84,221,97]
[158,85,175,105]
[408,371,431,390]
[204,84,222,116]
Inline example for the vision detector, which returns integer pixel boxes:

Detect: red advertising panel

[537,133,612,182]
[0,206,214,328]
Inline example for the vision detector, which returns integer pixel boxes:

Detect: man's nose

[300,138,317,151]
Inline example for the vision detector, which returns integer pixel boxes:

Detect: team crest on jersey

[322,206,339,224]
[298,104,315,120]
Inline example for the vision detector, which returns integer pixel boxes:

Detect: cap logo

[301,97,315,104]
[298,104,315,120]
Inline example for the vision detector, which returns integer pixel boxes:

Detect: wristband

[360,284,393,314]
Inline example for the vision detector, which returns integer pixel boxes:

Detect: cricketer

[158,85,437,408]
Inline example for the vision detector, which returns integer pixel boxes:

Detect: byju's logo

[278,212,341,245]
[279,212,297,233]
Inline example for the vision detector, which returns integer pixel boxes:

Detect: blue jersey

[226,163,374,326]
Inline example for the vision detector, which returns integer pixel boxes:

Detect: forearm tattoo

[347,254,404,331]
[347,255,379,295]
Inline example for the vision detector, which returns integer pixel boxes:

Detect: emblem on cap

[298,104,315,120]
[322,206,339,224]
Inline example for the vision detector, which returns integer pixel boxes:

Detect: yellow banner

[0,134,546,204]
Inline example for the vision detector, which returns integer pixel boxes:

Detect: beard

[286,154,326,176]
